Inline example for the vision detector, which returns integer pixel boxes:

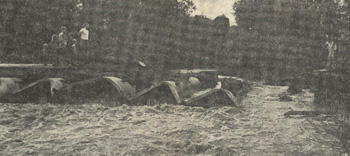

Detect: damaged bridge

[0,64,251,108]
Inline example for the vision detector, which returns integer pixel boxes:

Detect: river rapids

[0,83,349,155]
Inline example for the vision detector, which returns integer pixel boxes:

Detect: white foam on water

[0,78,22,98]
[49,78,64,96]
[0,84,347,155]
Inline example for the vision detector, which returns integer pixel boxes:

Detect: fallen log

[183,88,237,108]
[284,110,335,118]
[130,81,181,105]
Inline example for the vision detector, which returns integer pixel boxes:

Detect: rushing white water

[0,83,348,155]
[48,78,64,96]
[0,78,22,98]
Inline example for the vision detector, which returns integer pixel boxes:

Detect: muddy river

[0,84,349,155]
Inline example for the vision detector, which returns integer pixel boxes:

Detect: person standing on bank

[70,39,78,65]
[326,39,337,70]
[49,34,59,65]
[58,26,69,65]
[41,43,49,65]
[79,23,89,61]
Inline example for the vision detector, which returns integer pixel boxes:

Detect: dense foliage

[230,0,346,83]
[1,0,232,72]
[0,0,78,62]
[1,0,349,84]
[0,0,201,66]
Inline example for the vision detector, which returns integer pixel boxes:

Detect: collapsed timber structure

[0,63,251,108]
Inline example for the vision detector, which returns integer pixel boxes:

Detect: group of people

[42,23,90,66]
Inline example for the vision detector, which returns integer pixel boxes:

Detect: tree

[232,0,341,82]
[0,0,196,66]
[0,0,79,63]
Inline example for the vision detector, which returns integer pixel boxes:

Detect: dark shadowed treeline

[228,0,350,117]
[0,0,229,72]
[80,0,230,71]
[0,0,78,63]
[1,0,349,84]
[230,0,350,84]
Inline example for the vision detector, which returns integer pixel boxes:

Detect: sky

[192,0,238,26]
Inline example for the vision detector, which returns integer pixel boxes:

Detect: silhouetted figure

[58,26,68,49]
[79,23,90,62]
[41,43,49,65]
[49,34,59,65]
[71,39,78,65]
[326,40,337,70]
[58,26,69,65]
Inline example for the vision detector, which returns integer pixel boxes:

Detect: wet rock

[210,146,237,156]
[188,77,200,86]
[131,81,181,105]
[176,77,202,99]
[279,92,293,102]
[1,78,64,103]
[169,69,219,97]
[0,119,14,125]
[218,75,251,103]
[183,88,237,108]
[55,77,135,105]
[185,142,212,154]
[287,83,303,94]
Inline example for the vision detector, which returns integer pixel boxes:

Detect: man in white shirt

[79,23,89,60]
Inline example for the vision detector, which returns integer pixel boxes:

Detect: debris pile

[0,67,252,108]
[218,75,251,103]
[2,78,63,103]
[54,77,135,105]
[130,81,181,105]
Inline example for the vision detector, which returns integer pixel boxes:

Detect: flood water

[0,83,349,155]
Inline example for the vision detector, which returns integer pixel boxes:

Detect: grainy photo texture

[0,0,349,155]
